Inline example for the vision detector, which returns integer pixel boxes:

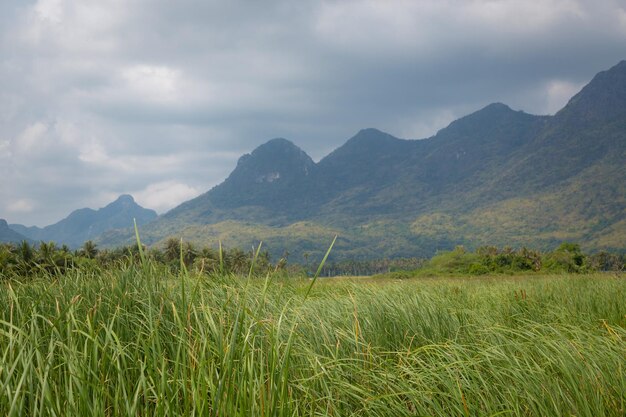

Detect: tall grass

[0,267,624,416]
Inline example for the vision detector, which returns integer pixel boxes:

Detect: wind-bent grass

[0,267,624,416]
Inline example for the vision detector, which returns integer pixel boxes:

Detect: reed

[0,266,624,416]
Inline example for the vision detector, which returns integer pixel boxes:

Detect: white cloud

[545,79,586,114]
[7,199,35,213]
[313,0,587,57]
[77,140,109,165]
[133,181,201,213]
[314,0,428,51]
[462,0,584,31]
[121,65,183,104]
[14,122,48,154]
[33,0,64,24]
[617,6,626,34]
[0,140,11,158]
[395,107,463,139]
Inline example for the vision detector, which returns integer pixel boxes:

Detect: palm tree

[0,244,16,275]
[229,248,249,274]
[38,241,57,262]
[199,247,218,261]
[193,246,219,274]
[182,241,197,267]
[81,241,98,259]
[36,241,59,273]
[18,241,34,264]
[163,238,180,263]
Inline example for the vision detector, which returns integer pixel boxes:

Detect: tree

[18,241,34,264]
[182,241,197,267]
[545,242,586,272]
[81,241,98,259]
[163,238,180,263]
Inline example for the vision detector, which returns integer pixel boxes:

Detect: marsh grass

[0,266,624,416]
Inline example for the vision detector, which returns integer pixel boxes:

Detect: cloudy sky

[1,0,625,225]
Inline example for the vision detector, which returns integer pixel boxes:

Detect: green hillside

[98,61,626,259]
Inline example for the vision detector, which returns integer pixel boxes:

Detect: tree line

[0,238,283,279]
[1,239,623,280]
[383,243,625,278]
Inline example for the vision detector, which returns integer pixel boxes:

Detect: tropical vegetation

[0,253,624,416]
[376,243,625,278]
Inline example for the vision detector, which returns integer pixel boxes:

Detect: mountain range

[5,61,626,260]
[96,60,626,260]
[9,195,156,248]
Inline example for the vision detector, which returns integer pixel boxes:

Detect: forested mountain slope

[98,61,626,260]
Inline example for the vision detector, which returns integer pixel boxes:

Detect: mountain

[98,61,626,260]
[163,138,317,226]
[11,195,157,248]
[0,219,32,244]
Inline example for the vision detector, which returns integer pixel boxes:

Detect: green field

[1,266,625,416]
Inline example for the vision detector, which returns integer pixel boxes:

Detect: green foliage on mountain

[11,195,157,248]
[100,61,626,259]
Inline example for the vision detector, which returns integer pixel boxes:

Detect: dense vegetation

[2,238,624,279]
[376,243,625,278]
[0,238,282,279]
[1,232,624,416]
[0,260,624,416]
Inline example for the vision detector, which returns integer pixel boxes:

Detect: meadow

[1,259,624,417]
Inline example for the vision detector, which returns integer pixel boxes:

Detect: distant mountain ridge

[95,61,626,259]
[11,195,157,248]
[0,219,32,244]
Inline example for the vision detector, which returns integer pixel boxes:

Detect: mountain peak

[439,101,534,138]
[481,102,513,113]
[115,194,135,204]
[235,138,312,167]
[467,102,519,119]
[351,128,397,141]
[0,219,8,228]
[9,196,157,247]
[338,128,404,152]
[317,128,411,185]
[356,127,387,136]
[260,137,297,148]
[243,138,306,158]
[207,137,316,209]
[238,137,312,166]
[558,59,626,123]
[103,194,140,211]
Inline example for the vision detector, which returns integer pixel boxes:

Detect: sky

[1,0,626,226]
